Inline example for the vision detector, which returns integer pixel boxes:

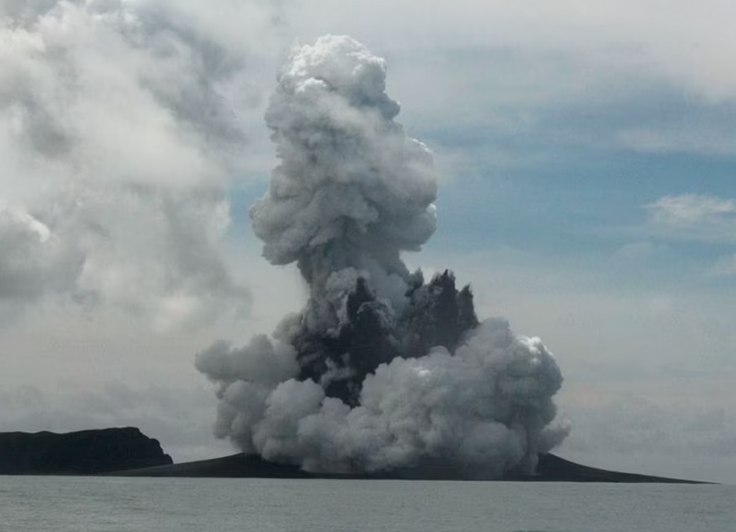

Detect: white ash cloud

[0,0,279,326]
[251,34,437,320]
[198,36,568,478]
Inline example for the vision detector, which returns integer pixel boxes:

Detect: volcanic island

[0,427,708,483]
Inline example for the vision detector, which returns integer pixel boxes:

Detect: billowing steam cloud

[197,35,568,478]
[0,0,282,326]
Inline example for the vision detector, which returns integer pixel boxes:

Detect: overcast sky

[1,0,735,483]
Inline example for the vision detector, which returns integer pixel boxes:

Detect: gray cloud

[644,194,736,279]
[287,0,736,103]
[0,0,285,326]
[647,194,736,238]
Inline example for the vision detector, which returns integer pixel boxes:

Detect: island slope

[115,452,710,483]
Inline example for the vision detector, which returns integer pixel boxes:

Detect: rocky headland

[0,428,172,475]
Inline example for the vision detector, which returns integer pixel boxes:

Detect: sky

[1,0,735,483]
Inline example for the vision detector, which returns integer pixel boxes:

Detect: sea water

[0,476,733,532]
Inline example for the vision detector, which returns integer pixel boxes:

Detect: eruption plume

[197,35,568,478]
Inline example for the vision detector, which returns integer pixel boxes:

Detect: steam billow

[197,35,568,478]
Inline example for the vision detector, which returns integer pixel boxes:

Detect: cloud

[287,0,736,103]
[646,194,736,243]
[648,194,735,226]
[279,1,736,165]
[0,206,80,303]
[0,0,285,326]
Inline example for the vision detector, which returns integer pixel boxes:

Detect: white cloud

[646,194,736,242]
[649,194,735,225]
[281,1,736,163]
[287,0,736,103]
[0,0,285,326]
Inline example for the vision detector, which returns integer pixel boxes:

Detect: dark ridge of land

[0,427,711,483]
[114,452,712,484]
[0,428,172,475]
[517,453,710,484]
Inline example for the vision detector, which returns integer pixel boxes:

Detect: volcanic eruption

[197,35,568,479]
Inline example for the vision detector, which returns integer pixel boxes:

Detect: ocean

[1,476,733,531]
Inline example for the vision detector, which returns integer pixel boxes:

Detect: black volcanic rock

[0,428,173,475]
[291,271,481,407]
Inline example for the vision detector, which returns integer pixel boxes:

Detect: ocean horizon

[2,475,733,531]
